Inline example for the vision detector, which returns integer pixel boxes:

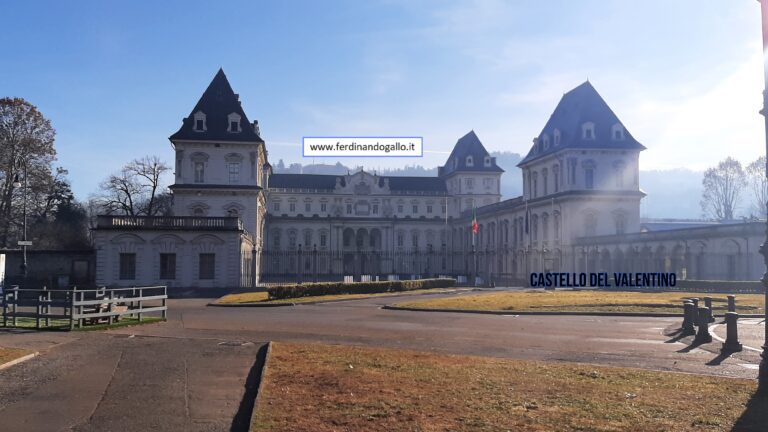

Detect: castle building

[92,71,763,289]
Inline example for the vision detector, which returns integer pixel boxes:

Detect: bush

[267,278,456,300]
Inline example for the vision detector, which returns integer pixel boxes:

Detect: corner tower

[438,131,504,216]
[169,68,269,258]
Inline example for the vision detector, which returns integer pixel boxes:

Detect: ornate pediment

[334,170,390,195]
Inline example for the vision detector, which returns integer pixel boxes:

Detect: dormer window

[542,134,550,150]
[227,112,242,133]
[193,111,207,132]
[484,156,491,167]
[554,129,561,146]
[582,122,595,140]
[612,123,625,141]
[466,156,474,167]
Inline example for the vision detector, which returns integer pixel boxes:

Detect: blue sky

[1,1,764,199]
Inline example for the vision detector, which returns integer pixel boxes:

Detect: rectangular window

[230,120,239,131]
[199,253,215,280]
[427,205,433,214]
[411,234,418,248]
[397,205,403,213]
[372,204,378,214]
[289,203,296,212]
[273,202,280,212]
[554,172,560,193]
[466,178,474,189]
[195,119,204,131]
[320,233,327,247]
[412,205,418,214]
[543,174,548,195]
[320,203,327,212]
[397,234,404,247]
[305,202,311,212]
[585,169,594,189]
[159,253,176,280]
[228,162,240,183]
[119,253,136,280]
[346,204,352,214]
[194,162,205,183]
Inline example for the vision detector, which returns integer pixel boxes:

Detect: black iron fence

[259,248,524,285]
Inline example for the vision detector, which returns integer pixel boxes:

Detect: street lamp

[759,0,768,393]
[12,158,28,287]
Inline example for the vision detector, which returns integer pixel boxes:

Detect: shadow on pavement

[706,350,734,366]
[731,391,768,431]
[230,343,270,432]
[676,339,705,353]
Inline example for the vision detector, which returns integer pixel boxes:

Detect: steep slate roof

[518,81,645,166]
[438,131,504,176]
[170,69,264,143]
[269,173,447,193]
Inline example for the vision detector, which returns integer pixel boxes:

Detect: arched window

[553,129,561,146]
[191,152,209,183]
[484,156,491,167]
[614,212,627,234]
[582,122,596,140]
[466,156,474,167]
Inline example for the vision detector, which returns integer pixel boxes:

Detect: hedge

[267,278,456,300]
[674,279,764,294]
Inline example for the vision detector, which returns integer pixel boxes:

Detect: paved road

[113,291,762,379]
[0,290,762,431]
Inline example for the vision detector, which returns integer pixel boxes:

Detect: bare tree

[700,157,746,221]
[0,97,57,247]
[96,156,171,216]
[746,156,768,219]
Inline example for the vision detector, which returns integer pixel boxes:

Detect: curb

[208,288,476,308]
[248,341,272,427]
[208,302,296,308]
[382,305,765,318]
[0,351,39,371]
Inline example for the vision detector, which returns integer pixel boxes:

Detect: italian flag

[471,206,478,234]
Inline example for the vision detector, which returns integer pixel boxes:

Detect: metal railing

[1,285,167,330]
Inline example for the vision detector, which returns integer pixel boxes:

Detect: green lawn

[395,289,765,314]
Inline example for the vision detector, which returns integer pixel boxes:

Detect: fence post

[722,312,743,352]
[162,286,167,320]
[138,287,143,322]
[12,286,18,327]
[36,292,42,330]
[107,289,114,325]
[69,287,76,330]
[78,291,84,328]
[44,286,50,327]
[2,290,8,327]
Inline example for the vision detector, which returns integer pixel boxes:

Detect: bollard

[682,301,696,336]
[690,298,700,326]
[727,295,736,313]
[703,297,715,323]
[694,306,712,344]
[722,312,743,352]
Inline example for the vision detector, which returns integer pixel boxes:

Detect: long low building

[91,70,762,289]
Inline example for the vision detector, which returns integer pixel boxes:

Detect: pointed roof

[170,68,264,143]
[439,130,504,176]
[518,81,645,166]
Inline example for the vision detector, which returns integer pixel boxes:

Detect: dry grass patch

[215,288,465,305]
[0,347,32,365]
[396,290,765,314]
[253,342,766,432]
